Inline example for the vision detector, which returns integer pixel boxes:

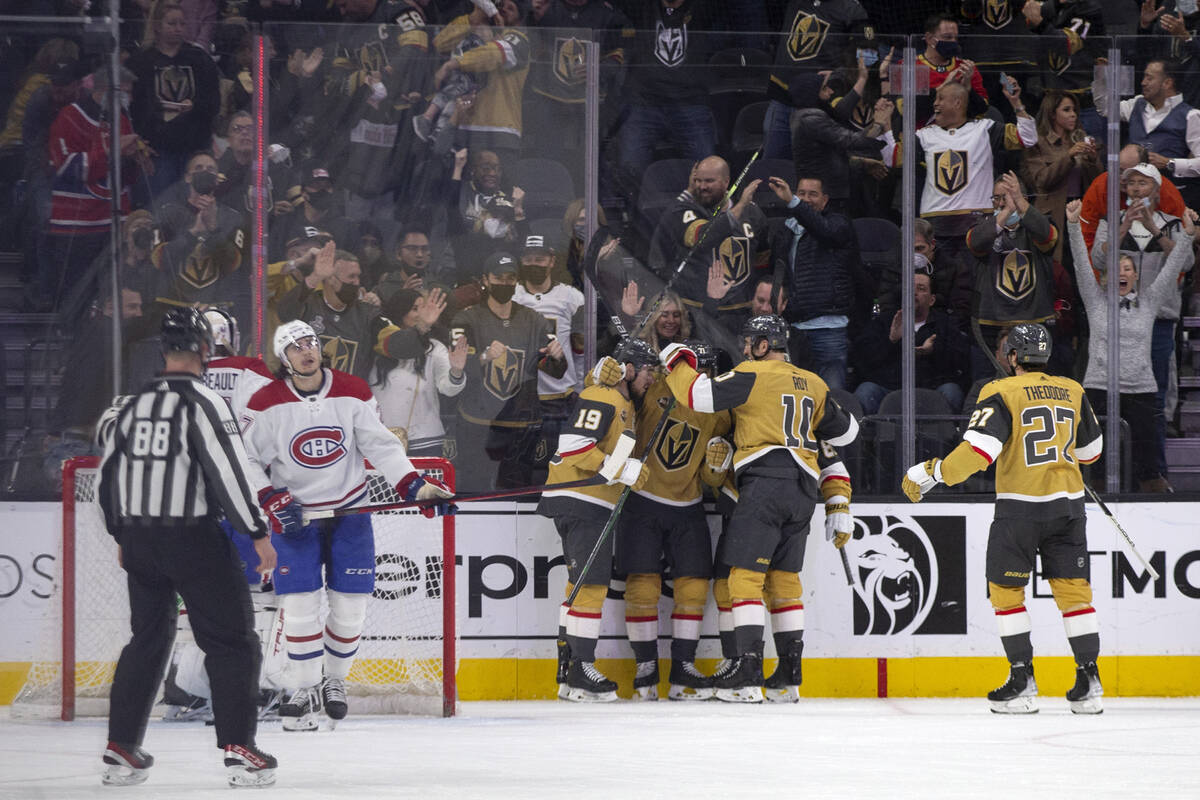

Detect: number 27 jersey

[963,372,1102,519]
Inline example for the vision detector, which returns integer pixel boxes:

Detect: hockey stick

[839,546,853,586]
[1082,483,1160,580]
[564,397,676,606]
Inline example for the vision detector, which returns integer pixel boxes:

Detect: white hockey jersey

[513,282,585,399]
[203,355,274,417]
[240,368,417,510]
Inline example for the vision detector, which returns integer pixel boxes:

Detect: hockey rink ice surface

[1,698,1198,798]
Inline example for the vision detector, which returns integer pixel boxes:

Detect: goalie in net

[238,320,455,731]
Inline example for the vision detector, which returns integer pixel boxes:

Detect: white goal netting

[11,456,456,719]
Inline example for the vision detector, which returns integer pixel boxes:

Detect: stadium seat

[853,217,902,303]
[635,158,694,240]
[871,388,958,493]
[707,47,771,96]
[828,387,866,488]
[743,158,797,216]
[730,101,769,157]
[513,157,576,222]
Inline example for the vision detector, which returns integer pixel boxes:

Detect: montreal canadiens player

[240,319,454,730]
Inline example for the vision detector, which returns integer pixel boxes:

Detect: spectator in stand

[269,161,352,261]
[351,221,389,291]
[1021,0,1107,144]
[375,225,435,305]
[370,288,468,459]
[1095,58,1200,209]
[1067,199,1197,493]
[447,148,527,276]
[1138,4,1200,109]
[912,14,988,125]
[894,219,971,323]
[36,66,147,314]
[767,175,855,389]
[788,65,887,215]
[620,288,690,352]
[616,0,721,203]
[853,268,969,414]
[126,0,221,196]
[432,1,530,165]
[450,251,566,492]
[275,247,383,381]
[1021,89,1103,267]
[214,110,291,217]
[1079,143,1186,254]
[1091,162,1194,488]
[763,0,873,160]
[966,172,1060,376]
[152,151,252,327]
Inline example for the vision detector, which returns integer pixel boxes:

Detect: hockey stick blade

[1083,484,1160,580]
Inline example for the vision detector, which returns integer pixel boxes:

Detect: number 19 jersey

[963,372,1102,519]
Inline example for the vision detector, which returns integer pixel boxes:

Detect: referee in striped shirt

[96,308,278,788]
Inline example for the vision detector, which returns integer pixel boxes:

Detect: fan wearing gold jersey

[617,339,732,702]
[659,315,858,703]
[903,323,1105,715]
[536,340,658,702]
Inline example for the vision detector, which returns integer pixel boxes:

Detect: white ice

[2,698,1198,799]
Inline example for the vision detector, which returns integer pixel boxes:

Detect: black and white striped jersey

[98,372,269,538]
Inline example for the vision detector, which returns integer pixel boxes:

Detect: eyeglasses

[400,245,431,253]
[229,123,253,134]
[991,195,1007,204]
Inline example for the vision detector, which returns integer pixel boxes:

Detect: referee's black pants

[108,520,261,749]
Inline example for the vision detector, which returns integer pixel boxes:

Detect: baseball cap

[482,251,518,276]
[284,227,333,250]
[1120,163,1162,186]
[521,234,555,254]
[301,162,333,185]
[49,60,82,87]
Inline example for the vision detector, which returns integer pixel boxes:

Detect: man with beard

[647,155,768,334]
[903,323,1105,715]
[450,251,566,492]
[275,249,383,381]
[374,224,434,304]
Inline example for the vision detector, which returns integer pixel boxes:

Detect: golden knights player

[659,316,858,702]
[618,339,732,701]
[536,340,657,702]
[903,323,1105,714]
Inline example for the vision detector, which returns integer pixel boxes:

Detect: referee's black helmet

[161,307,214,359]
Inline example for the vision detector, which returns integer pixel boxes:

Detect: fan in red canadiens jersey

[238,319,454,731]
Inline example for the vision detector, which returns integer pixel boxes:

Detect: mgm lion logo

[654,417,700,471]
[554,37,587,85]
[997,249,1034,301]
[717,236,751,288]
[933,150,969,196]
[320,336,359,374]
[786,12,829,62]
[484,347,526,401]
[845,514,966,635]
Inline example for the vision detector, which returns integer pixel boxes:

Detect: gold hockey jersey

[956,371,1102,518]
[635,377,732,507]
[665,358,858,481]
[537,383,634,517]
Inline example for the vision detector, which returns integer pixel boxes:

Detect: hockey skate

[556,638,571,700]
[714,647,764,704]
[1065,662,1103,715]
[161,671,214,722]
[667,659,714,701]
[279,685,323,731]
[224,743,278,787]
[764,641,803,704]
[561,660,618,703]
[101,742,153,786]
[322,677,348,722]
[258,688,283,721]
[633,660,660,701]
[988,662,1038,714]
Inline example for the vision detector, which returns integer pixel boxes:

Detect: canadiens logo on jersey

[717,236,751,288]
[655,418,700,471]
[290,426,348,468]
[933,150,969,196]
[320,335,359,374]
[156,65,195,113]
[554,37,587,85]
[786,13,829,62]
[998,249,1034,301]
[983,0,1012,30]
[654,21,687,67]
[485,347,526,401]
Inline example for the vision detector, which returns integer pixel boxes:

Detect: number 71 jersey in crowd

[963,371,1102,519]
[239,368,417,511]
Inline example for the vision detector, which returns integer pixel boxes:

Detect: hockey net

[11,456,457,720]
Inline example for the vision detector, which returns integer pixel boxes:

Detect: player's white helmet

[203,308,240,355]
[273,320,320,372]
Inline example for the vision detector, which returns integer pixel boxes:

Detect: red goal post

[11,456,457,720]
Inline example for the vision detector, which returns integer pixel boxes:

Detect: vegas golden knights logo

[654,21,687,67]
[1047,49,1070,76]
[718,236,750,288]
[156,65,195,106]
[181,251,220,289]
[354,40,389,73]
[554,37,587,85]
[983,0,1011,30]
[933,150,969,196]
[485,347,525,400]
[320,336,360,374]
[655,418,699,471]
[786,13,829,62]
[997,250,1034,301]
